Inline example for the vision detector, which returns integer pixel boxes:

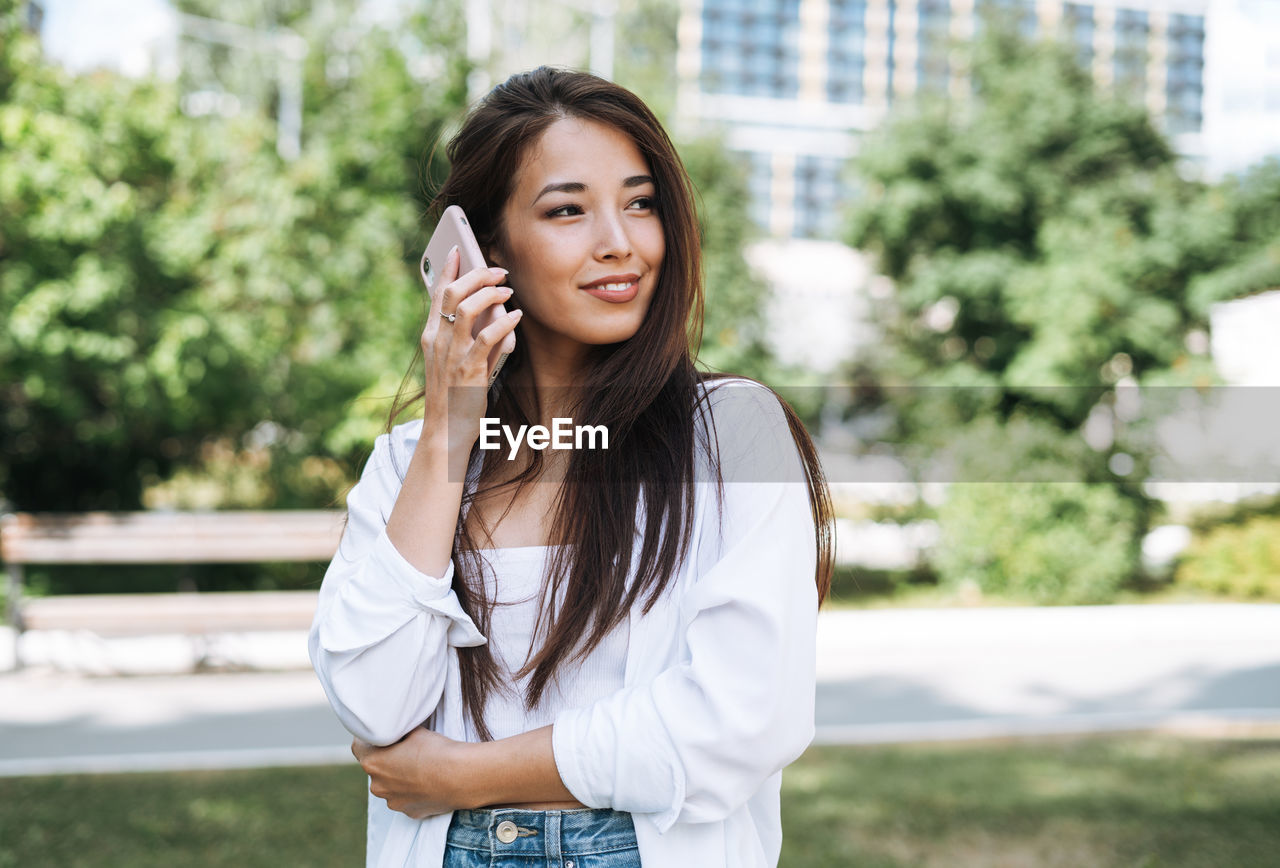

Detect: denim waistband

[446,807,637,857]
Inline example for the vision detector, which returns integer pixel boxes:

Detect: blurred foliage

[0,0,782,517]
[930,418,1140,604]
[613,0,680,123]
[936,482,1140,604]
[827,562,939,604]
[845,29,1218,431]
[1174,513,1280,601]
[1187,158,1280,315]
[1183,490,1280,536]
[683,136,773,379]
[686,133,827,425]
[840,28,1280,601]
[0,2,469,510]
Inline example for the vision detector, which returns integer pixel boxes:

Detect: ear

[484,245,506,270]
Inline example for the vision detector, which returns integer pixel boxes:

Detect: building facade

[677,0,1212,239]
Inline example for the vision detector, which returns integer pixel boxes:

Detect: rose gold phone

[421,205,513,386]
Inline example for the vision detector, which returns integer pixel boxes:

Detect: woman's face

[489,117,665,360]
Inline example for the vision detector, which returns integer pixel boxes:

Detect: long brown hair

[389,67,833,739]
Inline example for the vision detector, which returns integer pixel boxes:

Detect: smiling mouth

[581,273,641,292]
[581,277,641,303]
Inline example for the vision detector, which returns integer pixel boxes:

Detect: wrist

[450,739,496,810]
[414,425,473,479]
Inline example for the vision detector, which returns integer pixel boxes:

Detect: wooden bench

[0,511,345,670]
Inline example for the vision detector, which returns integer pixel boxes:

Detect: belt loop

[545,810,563,861]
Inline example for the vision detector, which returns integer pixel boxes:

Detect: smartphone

[420,205,513,386]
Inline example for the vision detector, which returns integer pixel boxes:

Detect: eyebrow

[530,175,655,206]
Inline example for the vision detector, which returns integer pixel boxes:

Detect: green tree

[0,5,467,510]
[1186,157,1280,314]
[842,30,1234,600]
[1,0,779,514]
[613,0,680,122]
[165,1,783,393]
[681,137,774,380]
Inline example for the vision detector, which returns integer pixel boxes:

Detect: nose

[594,212,631,261]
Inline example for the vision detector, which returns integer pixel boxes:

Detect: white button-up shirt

[309,380,819,867]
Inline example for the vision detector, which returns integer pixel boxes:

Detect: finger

[440,244,460,286]
[466,308,523,371]
[436,266,509,322]
[452,284,514,332]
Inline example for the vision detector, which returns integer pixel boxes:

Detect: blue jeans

[443,807,640,868]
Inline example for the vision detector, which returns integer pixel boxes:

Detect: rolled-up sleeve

[551,386,820,832]
[308,432,485,746]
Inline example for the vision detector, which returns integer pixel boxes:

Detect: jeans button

[496,820,518,844]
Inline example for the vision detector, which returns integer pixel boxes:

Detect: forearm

[454,725,579,809]
[384,429,469,578]
[310,430,487,746]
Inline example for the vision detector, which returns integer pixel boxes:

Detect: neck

[519,336,592,405]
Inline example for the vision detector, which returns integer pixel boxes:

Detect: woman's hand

[352,725,581,819]
[352,728,471,820]
[421,246,522,455]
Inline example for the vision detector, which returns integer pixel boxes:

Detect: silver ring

[440,310,457,323]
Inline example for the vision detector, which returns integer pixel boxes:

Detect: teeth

[597,282,630,292]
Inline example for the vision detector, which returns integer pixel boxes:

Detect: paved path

[813,603,1280,743]
[2,604,1278,776]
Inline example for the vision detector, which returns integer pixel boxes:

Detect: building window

[793,155,848,240]
[1062,3,1095,70]
[1113,8,1148,98]
[886,0,896,100]
[916,0,951,95]
[700,0,802,99]
[827,0,867,104]
[1165,13,1204,134]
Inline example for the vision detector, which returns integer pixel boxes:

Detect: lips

[583,283,639,302]
[580,273,641,303]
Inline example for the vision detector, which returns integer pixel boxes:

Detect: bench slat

[5,537,340,564]
[19,591,319,635]
[2,512,345,663]
[1,511,345,564]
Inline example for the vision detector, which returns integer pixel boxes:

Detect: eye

[627,196,655,211]
[545,203,583,218]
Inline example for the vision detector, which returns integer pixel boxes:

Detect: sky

[39,0,177,77]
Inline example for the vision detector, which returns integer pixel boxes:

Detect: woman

[309,66,833,868]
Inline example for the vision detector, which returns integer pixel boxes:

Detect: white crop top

[473,545,629,741]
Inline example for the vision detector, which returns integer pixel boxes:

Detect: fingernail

[509,309,523,320]
[499,286,513,297]
[448,245,459,260]
[489,267,509,276]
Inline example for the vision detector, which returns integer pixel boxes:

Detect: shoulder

[695,375,790,426]
[693,376,805,484]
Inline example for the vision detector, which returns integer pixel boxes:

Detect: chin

[565,309,650,346]
[580,327,644,346]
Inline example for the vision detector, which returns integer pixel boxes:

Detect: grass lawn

[1,736,1276,867]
